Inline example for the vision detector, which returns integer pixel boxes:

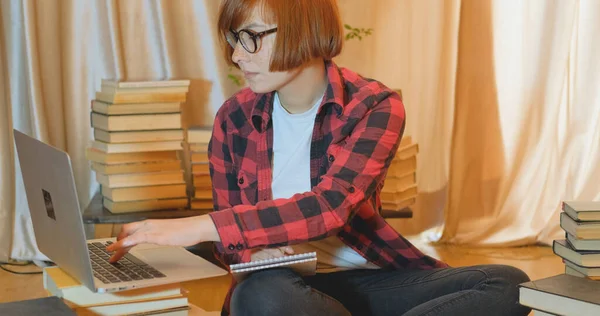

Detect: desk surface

[82,193,210,224]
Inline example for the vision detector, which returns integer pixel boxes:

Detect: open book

[229,252,317,282]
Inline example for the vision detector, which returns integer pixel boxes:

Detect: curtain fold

[0,0,14,262]
[439,0,599,246]
[0,0,228,261]
[335,0,461,237]
[1,0,600,261]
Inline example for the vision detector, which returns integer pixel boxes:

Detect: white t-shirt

[271,91,379,273]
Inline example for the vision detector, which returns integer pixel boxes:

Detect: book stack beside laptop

[380,136,418,212]
[43,266,190,315]
[86,79,191,213]
[517,201,600,315]
[187,127,214,210]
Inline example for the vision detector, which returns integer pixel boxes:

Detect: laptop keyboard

[87,241,166,284]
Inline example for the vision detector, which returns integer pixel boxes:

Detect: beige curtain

[0,1,13,262]
[439,0,600,246]
[336,0,462,238]
[2,0,600,262]
[0,0,234,261]
[337,0,600,247]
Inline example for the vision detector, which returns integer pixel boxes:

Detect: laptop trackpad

[132,246,225,278]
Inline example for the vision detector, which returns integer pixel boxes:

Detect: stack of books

[518,201,600,315]
[380,136,418,211]
[43,266,190,315]
[554,201,600,280]
[86,80,191,213]
[187,127,213,210]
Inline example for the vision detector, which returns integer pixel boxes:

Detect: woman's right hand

[251,246,295,261]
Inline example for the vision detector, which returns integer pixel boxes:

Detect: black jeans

[230,264,531,316]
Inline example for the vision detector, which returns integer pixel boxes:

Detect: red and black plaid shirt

[207,60,448,314]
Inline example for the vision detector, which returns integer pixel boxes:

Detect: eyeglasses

[226,27,278,54]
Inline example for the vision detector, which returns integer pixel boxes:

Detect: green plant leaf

[344,24,352,30]
[227,74,243,87]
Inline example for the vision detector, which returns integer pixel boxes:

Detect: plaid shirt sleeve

[209,90,406,254]
[207,101,251,266]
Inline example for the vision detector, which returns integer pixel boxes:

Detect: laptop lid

[13,129,96,291]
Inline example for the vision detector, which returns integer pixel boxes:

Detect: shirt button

[348,186,355,193]
[328,155,335,162]
[228,244,235,251]
[238,177,244,185]
[236,243,244,250]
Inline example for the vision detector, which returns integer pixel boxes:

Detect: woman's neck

[277,58,327,114]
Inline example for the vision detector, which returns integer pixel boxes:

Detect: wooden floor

[0,237,563,313]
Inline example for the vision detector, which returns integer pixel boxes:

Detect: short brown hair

[217,0,344,72]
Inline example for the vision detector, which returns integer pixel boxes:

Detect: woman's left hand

[250,246,295,261]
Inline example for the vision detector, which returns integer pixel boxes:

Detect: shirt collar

[251,60,345,132]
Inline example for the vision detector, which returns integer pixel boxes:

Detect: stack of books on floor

[86,79,191,213]
[518,201,600,315]
[380,136,418,212]
[187,127,213,211]
[555,201,600,281]
[43,266,190,315]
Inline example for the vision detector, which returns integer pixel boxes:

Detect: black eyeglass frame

[227,27,278,54]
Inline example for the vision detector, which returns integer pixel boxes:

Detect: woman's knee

[481,264,531,314]
[489,264,530,289]
[230,268,301,315]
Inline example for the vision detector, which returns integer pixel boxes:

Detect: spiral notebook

[229,252,317,281]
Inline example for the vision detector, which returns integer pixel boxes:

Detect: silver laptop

[13,129,228,293]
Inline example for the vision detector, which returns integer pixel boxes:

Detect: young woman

[108,1,532,315]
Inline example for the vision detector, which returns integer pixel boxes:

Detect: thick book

[192,174,213,190]
[91,160,182,175]
[101,184,188,202]
[190,199,213,210]
[94,129,184,144]
[85,148,180,165]
[90,140,183,154]
[74,296,189,316]
[91,100,182,115]
[187,126,212,144]
[95,170,185,188]
[563,201,600,221]
[43,266,183,308]
[91,112,182,132]
[382,197,416,212]
[381,172,416,193]
[191,163,210,175]
[190,152,209,164]
[553,239,600,267]
[95,91,188,104]
[564,259,600,278]
[103,197,189,213]
[380,184,418,203]
[0,297,76,315]
[229,252,317,282]
[560,212,600,239]
[395,142,419,160]
[519,274,600,316]
[565,264,600,280]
